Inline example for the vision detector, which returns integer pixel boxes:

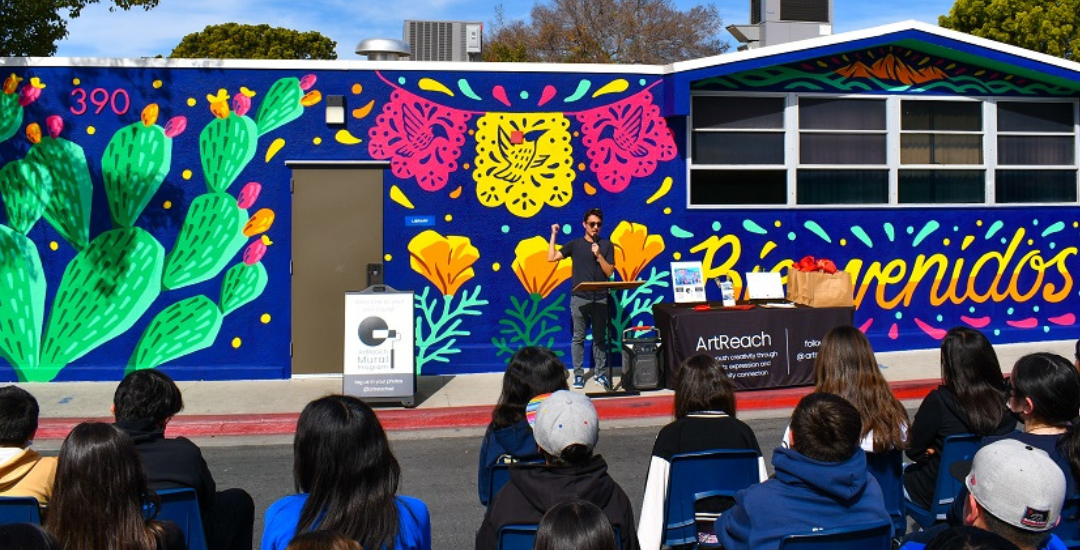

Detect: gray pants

[570,295,608,378]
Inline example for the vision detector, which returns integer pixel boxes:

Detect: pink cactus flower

[299,74,317,91]
[163,116,187,138]
[232,94,251,117]
[243,240,267,265]
[237,182,262,209]
[45,115,63,139]
[17,85,41,107]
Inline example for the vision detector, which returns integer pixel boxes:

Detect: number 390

[70,88,131,116]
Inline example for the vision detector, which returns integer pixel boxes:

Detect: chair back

[777,520,892,550]
[1053,494,1080,548]
[153,488,208,550]
[904,433,980,528]
[497,523,621,550]
[0,496,40,525]
[866,450,905,537]
[488,459,543,508]
[663,449,761,548]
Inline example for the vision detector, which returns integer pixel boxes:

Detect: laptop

[744,272,789,305]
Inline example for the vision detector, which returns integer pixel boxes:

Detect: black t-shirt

[560,237,615,299]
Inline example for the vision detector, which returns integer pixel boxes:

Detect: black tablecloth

[651,302,854,390]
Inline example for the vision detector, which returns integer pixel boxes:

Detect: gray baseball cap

[530,390,599,456]
[965,438,1066,532]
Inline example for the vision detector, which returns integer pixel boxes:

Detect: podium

[572,280,646,396]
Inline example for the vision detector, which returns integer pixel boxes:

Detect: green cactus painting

[0,75,315,381]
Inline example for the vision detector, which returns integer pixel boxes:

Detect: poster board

[343,285,416,406]
[671,261,707,303]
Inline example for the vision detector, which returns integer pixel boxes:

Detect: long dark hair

[294,395,401,550]
[1009,352,1080,482]
[940,327,1008,434]
[491,347,569,428]
[674,354,737,419]
[814,325,909,452]
[46,422,168,550]
[534,500,616,550]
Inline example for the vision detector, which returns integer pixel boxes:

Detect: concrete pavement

[17,339,1076,440]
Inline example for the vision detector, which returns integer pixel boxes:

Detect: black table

[651,302,854,390]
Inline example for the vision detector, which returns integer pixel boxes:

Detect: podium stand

[572,280,645,396]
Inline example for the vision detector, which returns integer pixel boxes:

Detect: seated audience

[285,530,362,550]
[946,352,1080,524]
[45,422,186,550]
[783,325,908,453]
[0,386,55,506]
[0,523,59,550]
[476,390,638,550]
[638,354,765,550]
[924,526,1021,550]
[906,327,1015,508]
[535,500,617,550]
[716,392,889,550]
[262,395,430,550]
[902,439,1067,550]
[477,346,568,505]
[113,370,254,550]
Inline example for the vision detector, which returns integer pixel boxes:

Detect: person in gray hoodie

[716,393,889,550]
[475,391,638,550]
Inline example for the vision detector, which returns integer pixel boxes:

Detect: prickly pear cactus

[102,121,172,228]
[0,92,23,143]
[255,77,304,136]
[220,262,268,315]
[0,226,44,382]
[199,114,257,193]
[162,193,247,290]
[0,160,53,235]
[128,295,224,373]
[39,227,164,378]
[26,137,93,250]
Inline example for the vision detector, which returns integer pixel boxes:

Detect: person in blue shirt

[261,395,431,550]
[477,346,569,506]
[900,439,1067,550]
[715,392,889,550]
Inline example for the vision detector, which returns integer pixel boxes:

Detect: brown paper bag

[804,270,854,308]
[786,268,810,305]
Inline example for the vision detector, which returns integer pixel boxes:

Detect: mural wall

[0,40,1077,381]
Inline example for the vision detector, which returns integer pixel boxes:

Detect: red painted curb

[35,378,940,440]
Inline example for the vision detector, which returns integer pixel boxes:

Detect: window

[691,96,784,166]
[691,170,787,205]
[899,170,985,203]
[799,98,886,165]
[797,170,888,204]
[996,102,1077,204]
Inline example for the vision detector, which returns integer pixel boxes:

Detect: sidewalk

[22,340,1075,440]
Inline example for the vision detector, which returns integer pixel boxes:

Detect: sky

[54,0,958,59]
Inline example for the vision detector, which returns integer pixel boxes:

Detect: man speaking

[548,208,616,389]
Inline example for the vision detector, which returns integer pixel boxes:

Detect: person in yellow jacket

[0,386,56,507]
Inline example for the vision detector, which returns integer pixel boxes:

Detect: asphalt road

[200,414,794,550]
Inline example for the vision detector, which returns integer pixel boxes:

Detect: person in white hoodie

[0,386,56,507]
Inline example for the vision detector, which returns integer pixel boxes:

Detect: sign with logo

[343,286,415,405]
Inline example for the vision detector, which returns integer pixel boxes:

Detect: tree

[483,0,726,64]
[169,23,337,60]
[0,0,161,57]
[939,0,1080,60]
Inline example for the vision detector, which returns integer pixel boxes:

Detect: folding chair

[497,522,621,550]
[0,496,40,525]
[904,433,980,529]
[153,487,209,550]
[487,458,543,507]
[866,450,906,538]
[663,449,761,549]
[1052,494,1080,548]
[777,520,893,550]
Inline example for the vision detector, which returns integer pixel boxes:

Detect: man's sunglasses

[587,222,602,228]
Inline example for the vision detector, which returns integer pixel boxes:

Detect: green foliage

[26,137,93,250]
[199,114,258,193]
[940,0,1080,60]
[128,295,223,373]
[484,0,727,63]
[492,293,566,359]
[162,193,247,290]
[0,226,44,381]
[40,227,164,379]
[255,77,305,136]
[415,286,488,373]
[0,93,24,142]
[0,159,52,235]
[220,262,268,315]
[0,0,161,57]
[102,121,171,228]
[169,23,338,60]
